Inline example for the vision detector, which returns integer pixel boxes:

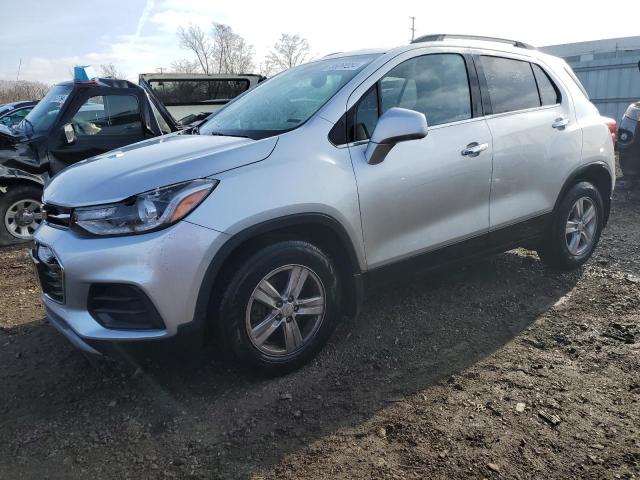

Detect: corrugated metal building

[542,36,640,121]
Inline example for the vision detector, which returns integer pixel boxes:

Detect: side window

[480,56,540,114]
[381,54,472,126]
[71,95,141,137]
[148,79,250,105]
[532,64,560,106]
[349,53,472,142]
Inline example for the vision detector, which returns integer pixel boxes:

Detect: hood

[44,133,278,207]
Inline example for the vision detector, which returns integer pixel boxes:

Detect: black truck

[0,76,181,245]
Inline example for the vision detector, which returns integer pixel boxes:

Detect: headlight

[72,179,218,236]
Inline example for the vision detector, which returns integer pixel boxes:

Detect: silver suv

[33,35,615,374]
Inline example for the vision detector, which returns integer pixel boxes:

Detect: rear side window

[480,56,540,114]
[532,64,560,105]
[148,79,250,105]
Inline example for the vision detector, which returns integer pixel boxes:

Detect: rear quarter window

[532,64,561,106]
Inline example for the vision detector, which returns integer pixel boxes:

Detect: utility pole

[16,58,22,82]
[156,67,164,74]
[409,16,416,42]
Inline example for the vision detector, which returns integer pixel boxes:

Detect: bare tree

[178,24,213,74]
[99,63,125,79]
[265,34,310,73]
[170,58,201,73]
[211,23,254,74]
[176,23,254,75]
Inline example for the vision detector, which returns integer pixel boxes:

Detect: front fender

[0,165,47,191]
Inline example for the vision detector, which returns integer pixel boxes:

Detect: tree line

[0,80,50,104]
[173,23,311,77]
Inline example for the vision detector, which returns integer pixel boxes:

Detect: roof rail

[411,34,536,50]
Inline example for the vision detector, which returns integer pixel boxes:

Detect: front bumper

[33,220,228,350]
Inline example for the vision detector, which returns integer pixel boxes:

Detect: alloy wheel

[245,264,326,356]
[565,196,597,256]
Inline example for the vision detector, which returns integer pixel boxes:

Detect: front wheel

[0,185,43,246]
[217,240,341,375]
[537,181,604,269]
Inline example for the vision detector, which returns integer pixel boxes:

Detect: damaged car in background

[0,68,262,245]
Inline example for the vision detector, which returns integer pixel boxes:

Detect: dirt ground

[0,189,639,480]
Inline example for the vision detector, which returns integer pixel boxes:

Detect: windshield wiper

[209,131,249,138]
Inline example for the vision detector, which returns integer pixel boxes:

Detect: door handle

[461,142,489,157]
[552,117,569,129]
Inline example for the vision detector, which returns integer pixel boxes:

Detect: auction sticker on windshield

[323,61,367,71]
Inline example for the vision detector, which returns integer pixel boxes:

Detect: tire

[537,181,604,270]
[0,184,43,247]
[217,240,341,375]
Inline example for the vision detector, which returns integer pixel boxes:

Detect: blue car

[0,101,37,127]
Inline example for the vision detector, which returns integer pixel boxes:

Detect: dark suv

[618,102,640,183]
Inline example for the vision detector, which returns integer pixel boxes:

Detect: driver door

[49,92,146,174]
[348,52,493,273]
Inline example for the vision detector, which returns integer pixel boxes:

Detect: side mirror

[364,107,428,165]
[63,123,75,144]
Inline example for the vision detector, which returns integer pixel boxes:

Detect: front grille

[88,284,165,330]
[43,203,71,229]
[31,243,64,302]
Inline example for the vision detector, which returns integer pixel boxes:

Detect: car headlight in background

[72,178,218,236]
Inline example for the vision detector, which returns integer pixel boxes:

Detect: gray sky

[1,0,639,84]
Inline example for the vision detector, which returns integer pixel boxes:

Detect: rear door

[348,50,493,270]
[477,54,581,235]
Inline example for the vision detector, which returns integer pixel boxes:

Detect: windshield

[20,84,72,135]
[199,54,379,139]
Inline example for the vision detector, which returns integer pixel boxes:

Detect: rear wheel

[217,240,341,375]
[0,185,43,246]
[537,181,604,269]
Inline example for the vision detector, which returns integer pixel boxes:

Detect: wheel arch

[0,173,45,196]
[186,213,366,338]
[554,162,613,225]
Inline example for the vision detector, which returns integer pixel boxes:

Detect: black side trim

[488,213,551,251]
[464,53,484,118]
[328,112,347,146]
[365,233,487,289]
[185,213,364,336]
[364,212,551,290]
[472,55,493,116]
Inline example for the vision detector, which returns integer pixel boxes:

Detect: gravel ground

[0,188,638,480]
